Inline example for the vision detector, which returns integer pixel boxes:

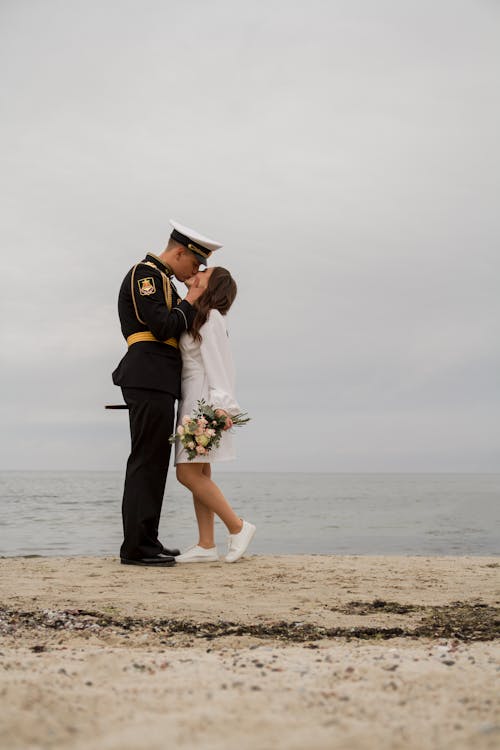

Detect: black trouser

[120,387,175,560]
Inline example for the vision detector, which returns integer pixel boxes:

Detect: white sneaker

[224,521,256,563]
[175,545,219,563]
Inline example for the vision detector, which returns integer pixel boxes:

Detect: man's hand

[215,409,233,431]
[185,276,206,305]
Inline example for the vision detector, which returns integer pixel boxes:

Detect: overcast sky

[1,0,499,472]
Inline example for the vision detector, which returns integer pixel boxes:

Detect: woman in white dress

[174,267,256,563]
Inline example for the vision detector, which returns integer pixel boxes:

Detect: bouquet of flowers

[169,399,250,460]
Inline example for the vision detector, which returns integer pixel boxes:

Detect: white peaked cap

[169,219,223,264]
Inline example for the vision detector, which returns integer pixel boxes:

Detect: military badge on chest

[138,277,156,296]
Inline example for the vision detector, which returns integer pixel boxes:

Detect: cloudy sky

[1,0,499,472]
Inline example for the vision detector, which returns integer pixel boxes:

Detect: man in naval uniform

[112,220,222,566]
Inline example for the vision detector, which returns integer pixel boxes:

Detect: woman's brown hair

[190,267,237,342]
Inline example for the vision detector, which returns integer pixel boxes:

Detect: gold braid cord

[131,262,173,325]
[130,264,146,324]
[162,272,173,311]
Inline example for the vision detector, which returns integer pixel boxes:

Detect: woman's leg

[176,463,243,536]
[193,464,216,548]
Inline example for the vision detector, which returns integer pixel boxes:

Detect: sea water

[0,471,498,557]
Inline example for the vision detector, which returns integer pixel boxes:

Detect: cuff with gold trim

[173,299,194,330]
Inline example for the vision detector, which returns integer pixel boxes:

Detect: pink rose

[182,415,190,426]
[196,445,207,454]
[177,425,184,435]
[188,441,195,449]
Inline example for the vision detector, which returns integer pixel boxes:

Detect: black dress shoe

[121,553,176,567]
[162,546,181,557]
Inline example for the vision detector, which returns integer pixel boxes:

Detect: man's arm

[133,267,203,340]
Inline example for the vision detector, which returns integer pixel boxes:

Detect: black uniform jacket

[112,254,195,396]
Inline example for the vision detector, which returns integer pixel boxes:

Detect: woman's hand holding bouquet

[169,399,250,460]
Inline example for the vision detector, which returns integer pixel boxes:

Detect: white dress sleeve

[199,310,241,416]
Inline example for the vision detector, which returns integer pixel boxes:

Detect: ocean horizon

[1,471,498,558]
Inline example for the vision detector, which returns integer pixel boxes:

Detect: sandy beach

[1,554,499,749]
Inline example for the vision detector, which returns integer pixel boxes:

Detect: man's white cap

[169,219,223,265]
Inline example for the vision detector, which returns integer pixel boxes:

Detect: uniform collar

[146,253,173,277]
